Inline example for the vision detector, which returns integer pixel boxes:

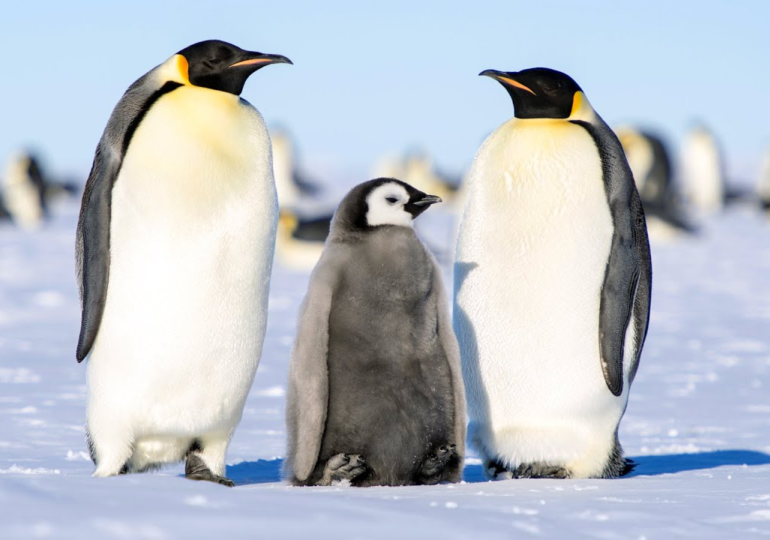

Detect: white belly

[87,87,277,448]
[454,118,619,474]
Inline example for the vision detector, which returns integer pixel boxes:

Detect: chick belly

[319,343,453,485]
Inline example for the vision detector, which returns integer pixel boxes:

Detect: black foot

[512,462,570,479]
[485,459,513,480]
[417,444,457,485]
[318,453,367,486]
[185,453,235,487]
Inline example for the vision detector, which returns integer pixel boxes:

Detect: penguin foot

[484,460,513,480]
[185,453,235,487]
[417,444,457,485]
[318,453,367,486]
[512,462,571,479]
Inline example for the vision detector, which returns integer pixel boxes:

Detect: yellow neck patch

[173,54,190,85]
[568,91,595,121]
[570,91,583,117]
[157,54,191,86]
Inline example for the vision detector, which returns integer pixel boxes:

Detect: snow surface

[1,201,769,539]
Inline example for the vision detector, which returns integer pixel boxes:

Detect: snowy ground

[1,200,769,539]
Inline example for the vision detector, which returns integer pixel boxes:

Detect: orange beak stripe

[229,58,274,68]
[497,76,537,96]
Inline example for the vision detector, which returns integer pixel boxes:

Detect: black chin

[191,69,257,95]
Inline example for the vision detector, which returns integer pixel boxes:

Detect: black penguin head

[480,67,583,119]
[176,40,292,95]
[332,178,442,234]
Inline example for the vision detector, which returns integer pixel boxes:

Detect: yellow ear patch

[570,91,583,117]
[174,54,191,85]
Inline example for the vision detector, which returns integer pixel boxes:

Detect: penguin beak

[412,195,442,207]
[229,52,293,69]
[480,69,536,95]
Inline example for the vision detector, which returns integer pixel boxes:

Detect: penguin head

[173,40,292,95]
[480,67,584,119]
[333,178,442,233]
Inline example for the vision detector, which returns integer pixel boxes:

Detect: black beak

[229,52,293,70]
[479,69,536,95]
[479,69,505,79]
[412,195,442,207]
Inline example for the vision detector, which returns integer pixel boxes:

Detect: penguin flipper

[285,249,341,484]
[75,146,121,362]
[430,257,467,470]
[75,68,182,362]
[573,118,652,397]
[599,188,651,396]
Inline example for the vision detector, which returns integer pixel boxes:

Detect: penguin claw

[319,453,367,486]
[417,443,458,485]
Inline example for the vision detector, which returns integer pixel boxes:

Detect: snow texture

[1,201,769,539]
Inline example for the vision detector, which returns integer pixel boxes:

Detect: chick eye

[385,197,399,204]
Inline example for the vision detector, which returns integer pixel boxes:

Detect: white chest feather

[455,117,619,469]
[88,86,277,436]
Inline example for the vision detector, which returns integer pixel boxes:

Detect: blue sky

[1,1,767,186]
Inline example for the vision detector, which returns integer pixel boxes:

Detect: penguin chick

[76,40,291,485]
[286,178,466,487]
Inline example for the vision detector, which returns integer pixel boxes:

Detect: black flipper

[75,67,182,362]
[571,119,652,396]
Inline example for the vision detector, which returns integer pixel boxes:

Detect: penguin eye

[385,197,399,205]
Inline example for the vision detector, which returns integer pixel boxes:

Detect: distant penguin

[286,178,466,487]
[373,150,463,206]
[271,127,323,208]
[758,145,770,214]
[681,124,725,215]
[274,208,333,270]
[76,40,291,485]
[616,127,695,237]
[1,150,48,229]
[455,68,651,479]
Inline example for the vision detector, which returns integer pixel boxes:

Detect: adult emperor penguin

[1,150,48,229]
[616,127,695,237]
[454,68,651,479]
[285,178,466,486]
[76,40,291,485]
[680,124,725,216]
[758,144,770,214]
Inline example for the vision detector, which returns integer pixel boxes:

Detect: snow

[1,200,769,539]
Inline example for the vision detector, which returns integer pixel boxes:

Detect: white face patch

[365,183,413,227]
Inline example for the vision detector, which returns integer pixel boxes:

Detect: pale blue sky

[1,1,767,185]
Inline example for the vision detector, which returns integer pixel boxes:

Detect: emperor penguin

[615,127,695,238]
[285,178,466,487]
[454,68,652,479]
[680,124,725,216]
[758,144,770,215]
[1,150,48,229]
[76,40,291,485]
[372,150,464,207]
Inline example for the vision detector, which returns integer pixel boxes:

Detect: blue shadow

[227,458,284,485]
[462,450,770,482]
[628,449,770,476]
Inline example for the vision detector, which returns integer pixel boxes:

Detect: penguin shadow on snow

[452,261,495,466]
[224,458,284,485]
[462,450,770,482]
